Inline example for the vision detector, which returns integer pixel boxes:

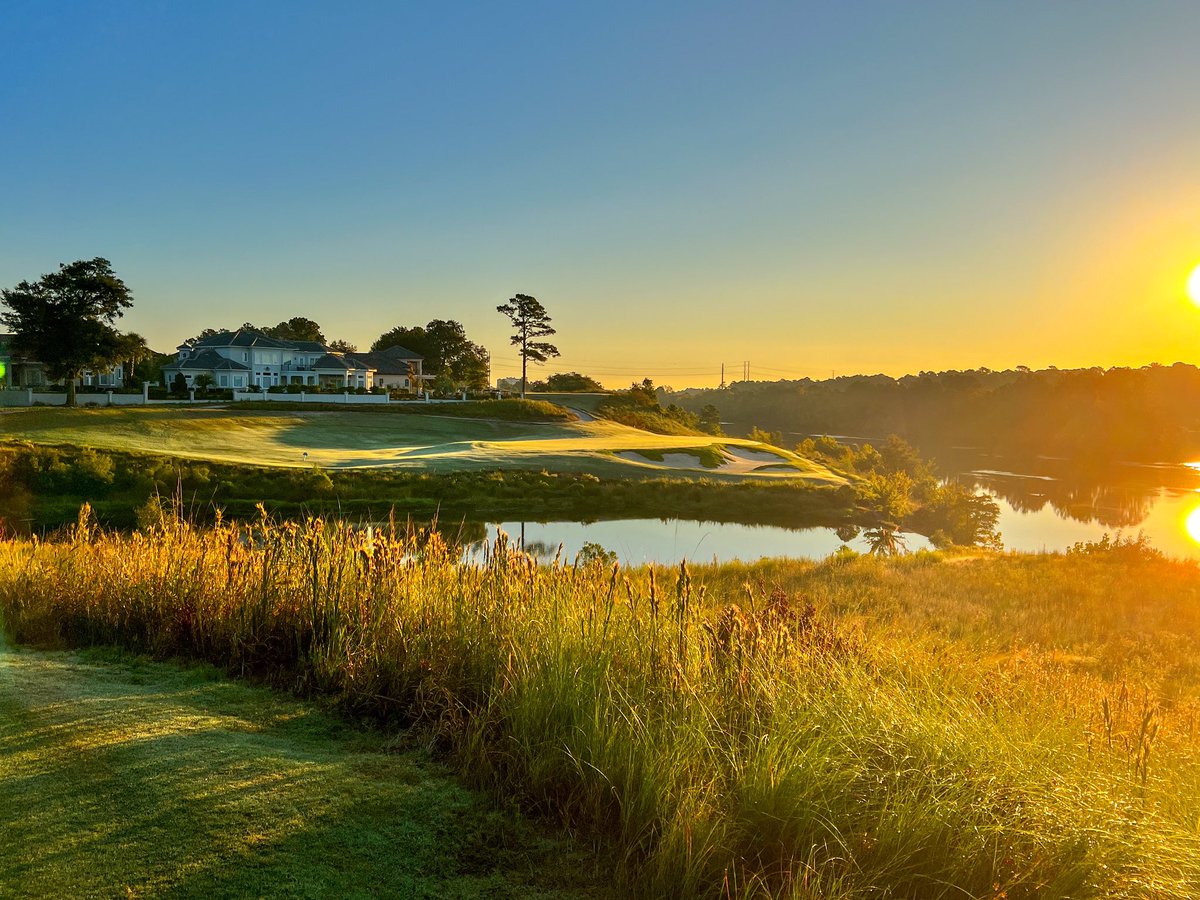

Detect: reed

[2,506,1198,898]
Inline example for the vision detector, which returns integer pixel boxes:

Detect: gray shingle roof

[355,346,423,372]
[312,353,373,372]
[167,349,251,371]
[194,329,313,351]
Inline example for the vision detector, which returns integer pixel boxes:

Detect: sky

[2,1,1199,388]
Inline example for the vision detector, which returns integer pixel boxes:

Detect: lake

[468,452,1200,565]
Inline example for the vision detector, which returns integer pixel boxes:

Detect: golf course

[0,404,845,483]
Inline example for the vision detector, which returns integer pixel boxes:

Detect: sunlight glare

[1185,504,1200,545]
[1189,263,1200,306]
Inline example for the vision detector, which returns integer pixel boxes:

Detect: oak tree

[1,258,134,406]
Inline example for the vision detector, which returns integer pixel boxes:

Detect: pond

[463,452,1200,565]
[472,519,930,566]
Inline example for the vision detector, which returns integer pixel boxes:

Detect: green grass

[234,398,579,422]
[5,517,1200,897]
[0,406,844,483]
[527,392,612,414]
[0,632,607,899]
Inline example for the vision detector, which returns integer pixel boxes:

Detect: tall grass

[2,508,1199,897]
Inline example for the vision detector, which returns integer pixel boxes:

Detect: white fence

[231,391,391,404]
[1,387,482,408]
[1,385,197,407]
[1,388,152,407]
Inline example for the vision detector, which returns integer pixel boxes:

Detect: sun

[1189,263,1200,305]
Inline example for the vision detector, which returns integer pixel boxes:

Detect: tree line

[669,365,1200,462]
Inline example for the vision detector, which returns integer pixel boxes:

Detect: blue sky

[2,1,1199,386]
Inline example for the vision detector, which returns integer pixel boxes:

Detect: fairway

[0,636,606,898]
[0,406,845,483]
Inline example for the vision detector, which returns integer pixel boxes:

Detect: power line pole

[719,363,725,389]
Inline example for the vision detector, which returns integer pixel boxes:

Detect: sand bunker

[615,446,801,476]
[723,447,788,463]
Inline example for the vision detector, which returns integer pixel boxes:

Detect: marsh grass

[3,508,1199,897]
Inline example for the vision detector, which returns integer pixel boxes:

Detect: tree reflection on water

[938,448,1198,530]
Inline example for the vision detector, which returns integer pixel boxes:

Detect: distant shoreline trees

[669,364,1200,463]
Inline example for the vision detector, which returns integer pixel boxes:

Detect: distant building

[163,329,376,390]
[496,376,522,392]
[0,333,124,389]
[352,345,427,391]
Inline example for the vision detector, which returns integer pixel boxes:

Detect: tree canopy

[529,371,604,392]
[264,317,325,343]
[496,294,559,397]
[202,318,326,343]
[1,258,134,405]
[372,319,489,389]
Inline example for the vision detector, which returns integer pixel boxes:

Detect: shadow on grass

[0,644,607,899]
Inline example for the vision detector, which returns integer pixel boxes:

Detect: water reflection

[1186,506,1200,546]
[938,448,1198,530]
[471,519,929,566]
[934,447,1200,556]
[953,471,1158,530]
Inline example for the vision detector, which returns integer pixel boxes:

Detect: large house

[163,329,381,390]
[1,334,124,389]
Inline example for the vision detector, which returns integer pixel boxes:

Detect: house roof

[312,353,374,372]
[193,329,318,351]
[166,349,251,371]
[355,346,424,372]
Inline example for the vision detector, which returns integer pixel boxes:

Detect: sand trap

[614,446,804,477]
[724,446,788,463]
[616,451,712,469]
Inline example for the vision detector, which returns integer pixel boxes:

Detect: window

[219,375,228,387]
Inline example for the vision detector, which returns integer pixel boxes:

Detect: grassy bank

[3,515,1198,897]
[0,635,606,898]
[0,405,844,480]
[231,398,579,421]
[0,441,856,533]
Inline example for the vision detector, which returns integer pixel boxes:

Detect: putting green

[0,406,845,484]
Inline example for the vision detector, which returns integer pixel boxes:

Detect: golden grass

[3,512,1199,897]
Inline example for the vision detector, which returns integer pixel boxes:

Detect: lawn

[0,633,608,899]
[0,406,844,483]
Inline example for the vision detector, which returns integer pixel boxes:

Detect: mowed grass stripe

[0,635,607,899]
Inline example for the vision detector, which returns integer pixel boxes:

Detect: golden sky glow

[3,5,1200,389]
